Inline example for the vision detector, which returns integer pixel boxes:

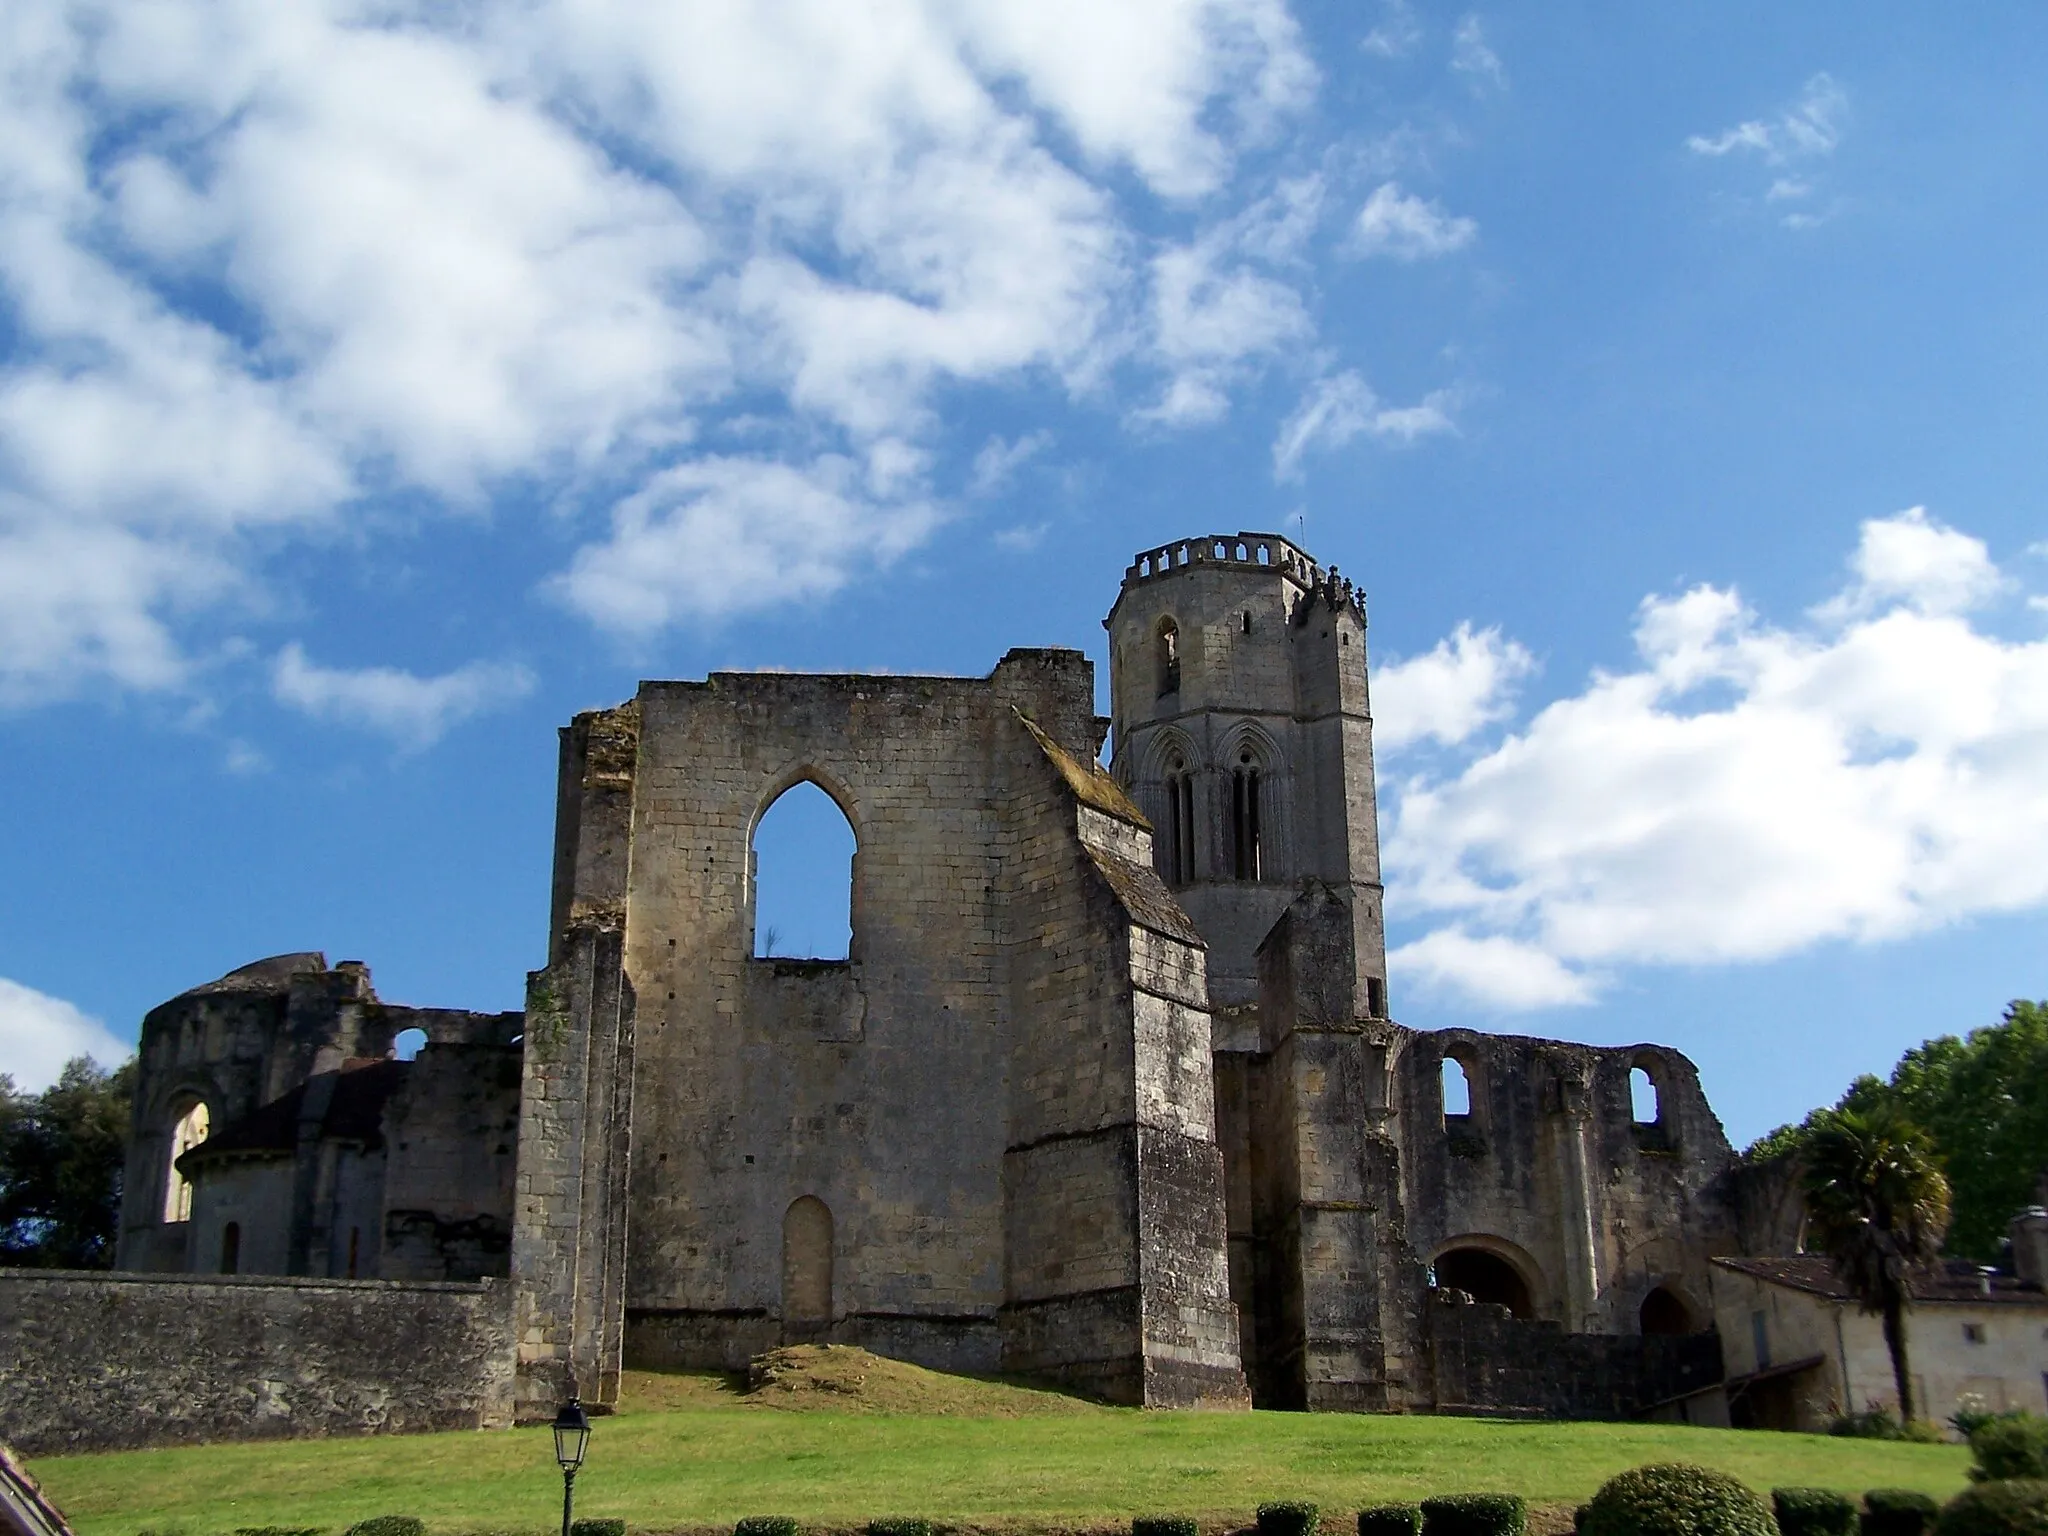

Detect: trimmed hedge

[1863,1491,1941,1536]
[736,1521,799,1536]
[868,1521,933,1536]
[1259,1503,1321,1536]
[1359,1506,1423,1536]
[1420,1494,1526,1536]
[345,1519,425,1536]
[1775,1489,1858,1536]
[1578,1464,1776,1536]
[234,1528,323,1536]
[1134,1519,1199,1536]
[571,1521,626,1536]
[1933,1481,2048,1536]
[1972,1417,2048,1483]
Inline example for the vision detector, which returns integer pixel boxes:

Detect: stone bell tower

[1104,532,1390,1045]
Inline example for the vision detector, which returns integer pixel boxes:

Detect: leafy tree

[1748,1001,2048,1262]
[1801,1105,1951,1425]
[0,1055,135,1267]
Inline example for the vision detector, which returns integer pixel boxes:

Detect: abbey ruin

[2,534,1813,1450]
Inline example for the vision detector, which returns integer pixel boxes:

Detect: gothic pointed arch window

[752,779,856,960]
[1229,744,1263,880]
[1159,749,1195,885]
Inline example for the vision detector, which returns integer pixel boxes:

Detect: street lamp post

[552,1397,592,1536]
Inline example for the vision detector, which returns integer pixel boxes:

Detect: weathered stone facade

[72,530,1804,1444]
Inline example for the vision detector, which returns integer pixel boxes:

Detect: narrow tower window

[164,1099,209,1222]
[1156,617,1181,696]
[753,781,856,960]
[1160,755,1195,885]
[220,1221,240,1275]
[1229,750,1261,880]
[1240,609,1252,634]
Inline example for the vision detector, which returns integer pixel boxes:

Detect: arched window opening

[1441,1056,1471,1119]
[164,1100,209,1222]
[1630,1066,1660,1124]
[1434,1247,1533,1319]
[782,1195,834,1331]
[220,1221,240,1275]
[1240,609,1252,635]
[1156,617,1181,696]
[1256,545,1271,565]
[1160,755,1195,886]
[753,781,855,960]
[1640,1286,1692,1336]
[1229,749,1262,880]
[392,1027,428,1061]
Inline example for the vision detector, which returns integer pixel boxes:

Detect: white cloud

[969,432,1053,497]
[1450,16,1505,92]
[1816,505,2006,620]
[1352,181,1477,261]
[1374,622,1535,750]
[0,979,131,1093]
[273,646,536,748]
[1688,74,1846,164]
[994,521,1051,552]
[1384,508,2048,1011]
[1361,0,1422,60]
[551,453,942,634]
[1389,929,1594,1010]
[0,0,1318,698]
[1272,371,1456,479]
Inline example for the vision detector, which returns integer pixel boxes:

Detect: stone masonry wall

[0,1270,514,1455]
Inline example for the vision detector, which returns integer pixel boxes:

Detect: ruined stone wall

[1425,1295,1723,1420]
[0,1270,513,1455]
[382,1043,523,1281]
[1397,1029,1742,1337]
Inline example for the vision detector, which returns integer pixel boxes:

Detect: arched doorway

[1434,1246,1534,1319]
[1639,1285,1694,1336]
[781,1196,833,1337]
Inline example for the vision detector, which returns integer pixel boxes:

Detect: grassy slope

[29,1351,1971,1536]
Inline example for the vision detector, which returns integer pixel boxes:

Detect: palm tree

[1800,1106,1951,1425]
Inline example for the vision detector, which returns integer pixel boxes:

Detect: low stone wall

[1426,1297,1724,1419]
[0,1269,516,1456]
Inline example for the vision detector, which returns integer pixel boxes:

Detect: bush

[737,1521,799,1536]
[345,1519,424,1536]
[1259,1503,1321,1536]
[1775,1490,1858,1536]
[1972,1416,2048,1483]
[1359,1507,1422,1536]
[1577,1463,1775,1536]
[234,1528,323,1536]
[1419,1495,1526,1536]
[1863,1490,1941,1536]
[1573,1509,1590,1536]
[1836,1410,1910,1441]
[1933,1481,2048,1536]
[868,1521,932,1536]
[1134,1520,1199,1536]
[571,1523,625,1536]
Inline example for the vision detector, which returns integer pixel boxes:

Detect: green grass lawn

[28,1361,1972,1536]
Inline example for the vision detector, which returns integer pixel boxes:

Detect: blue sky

[2,2,2044,1150]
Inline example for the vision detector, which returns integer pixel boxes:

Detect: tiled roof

[1714,1254,2047,1306]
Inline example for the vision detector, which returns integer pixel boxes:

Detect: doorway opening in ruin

[1630,1066,1660,1123]
[1639,1286,1693,1335]
[782,1195,834,1337]
[164,1098,209,1222]
[1434,1246,1533,1318]
[753,780,855,960]
[1441,1056,1472,1119]
[220,1221,240,1274]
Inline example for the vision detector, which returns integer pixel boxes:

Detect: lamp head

[552,1397,591,1471]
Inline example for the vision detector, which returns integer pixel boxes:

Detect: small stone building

[97,532,1815,1430]
[1709,1210,2048,1432]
